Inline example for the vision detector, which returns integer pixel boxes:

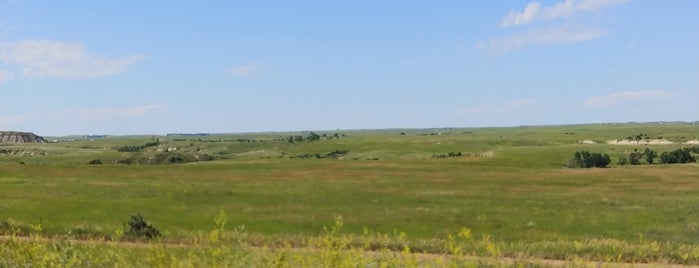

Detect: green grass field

[2,122,699,266]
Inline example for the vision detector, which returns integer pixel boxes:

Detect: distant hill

[0,131,47,144]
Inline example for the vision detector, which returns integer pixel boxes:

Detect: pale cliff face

[0,132,47,144]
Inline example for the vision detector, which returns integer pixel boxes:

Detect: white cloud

[0,40,143,80]
[480,26,607,55]
[79,104,167,119]
[500,0,630,27]
[584,89,671,106]
[500,2,541,28]
[228,63,261,76]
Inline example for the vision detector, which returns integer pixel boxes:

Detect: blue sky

[0,0,697,135]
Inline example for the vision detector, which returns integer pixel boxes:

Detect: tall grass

[3,213,699,267]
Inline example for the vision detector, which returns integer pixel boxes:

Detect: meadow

[1,122,699,267]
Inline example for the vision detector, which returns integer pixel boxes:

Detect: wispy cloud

[79,104,167,120]
[0,40,143,80]
[500,2,542,28]
[228,63,262,76]
[500,0,630,28]
[482,0,629,55]
[480,26,607,55]
[584,89,671,106]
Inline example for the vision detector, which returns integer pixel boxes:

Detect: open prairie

[2,122,699,266]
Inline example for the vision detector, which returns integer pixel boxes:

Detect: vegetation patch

[567,151,611,168]
[295,150,349,159]
[125,214,161,240]
[115,140,160,152]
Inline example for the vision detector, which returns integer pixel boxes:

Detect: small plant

[88,159,103,165]
[125,213,161,239]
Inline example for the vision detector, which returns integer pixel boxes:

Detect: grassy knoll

[1,122,699,265]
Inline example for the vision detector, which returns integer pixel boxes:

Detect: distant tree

[660,152,674,164]
[629,150,642,165]
[306,132,321,141]
[643,148,657,164]
[659,148,696,164]
[568,151,610,168]
[617,155,628,166]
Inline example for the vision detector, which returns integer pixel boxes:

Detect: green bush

[126,214,161,239]
[568,151,610,168]
[660,148,696,164]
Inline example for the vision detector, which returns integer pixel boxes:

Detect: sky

[0,0,697,136]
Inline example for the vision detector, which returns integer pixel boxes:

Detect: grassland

[1,122,699,266]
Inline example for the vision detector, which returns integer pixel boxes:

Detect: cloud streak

[0,40,143,80]
[584,89,671,106]
[480,26,607,55]
[482,0,629,55]
[500,0,630,27]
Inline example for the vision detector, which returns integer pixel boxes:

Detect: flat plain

[2,122,699,266]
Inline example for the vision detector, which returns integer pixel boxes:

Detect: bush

[116,141,160,152]
[116,158,134,165]
[432,152,463,158]
[116,145,145,152]
[297,150,349,159]
[568,151,610,168]
[660,148,696,164]
[643,148,657,164]
[125,214,161,239]
[617,155,628,166]
[629,150,642,165]
[88,159,103,165]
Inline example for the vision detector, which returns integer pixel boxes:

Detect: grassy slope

[1,123,698,246]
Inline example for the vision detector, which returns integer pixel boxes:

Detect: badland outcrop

[0,131,47,144]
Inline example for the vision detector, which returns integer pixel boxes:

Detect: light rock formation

[0,131,47,144]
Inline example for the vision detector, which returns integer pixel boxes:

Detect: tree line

[570,147,698,168]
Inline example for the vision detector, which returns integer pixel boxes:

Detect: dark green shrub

[643,148,657,164]
[617,155,628,166]
[568,151,610,168]
[126,214,161,239]
[88,159,103,165]
[117,158,134,165]
[629,150,642,165]
[660,148,696,164]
